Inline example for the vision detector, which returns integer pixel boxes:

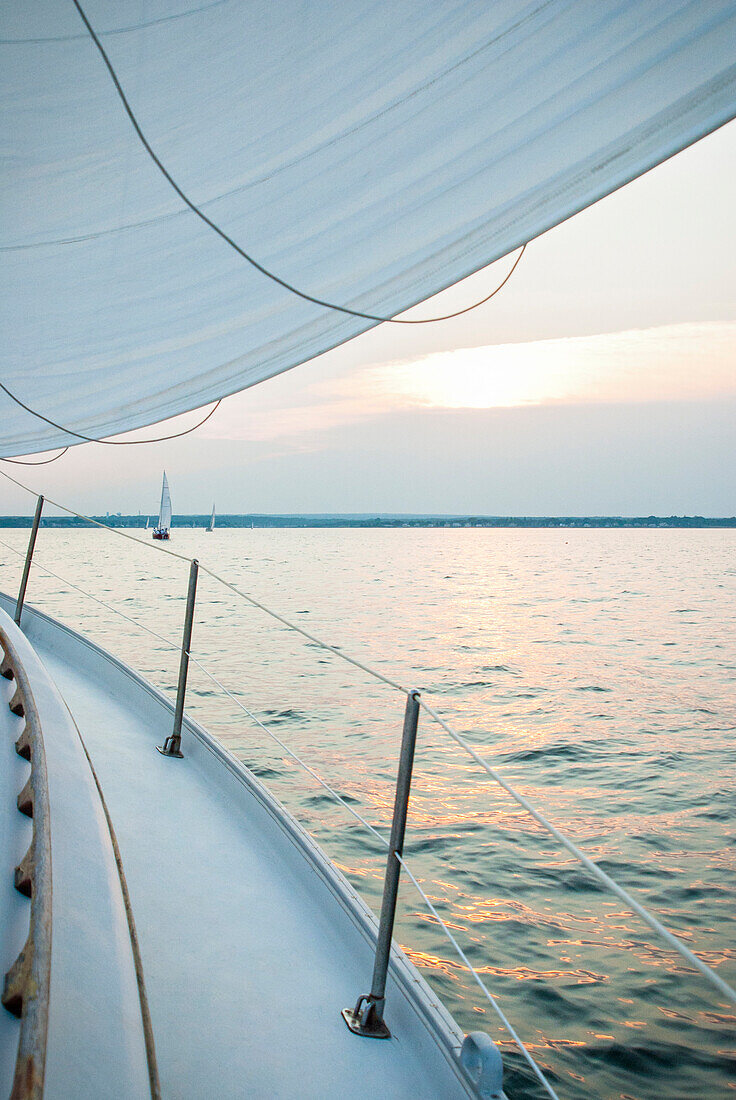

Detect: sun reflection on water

[1,526,734,1098]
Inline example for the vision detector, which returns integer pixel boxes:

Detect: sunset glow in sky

[364,323,736,410]
[1,120,734,517]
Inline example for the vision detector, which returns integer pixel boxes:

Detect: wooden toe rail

[0,624,51,1100]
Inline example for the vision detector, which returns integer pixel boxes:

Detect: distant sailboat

[207,503,215,532]
[152,472,172,540]
[144,516,149,530]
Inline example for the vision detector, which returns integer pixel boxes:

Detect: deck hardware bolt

[158,558,198,758]
[342,690,420,1039]
[15,494,44,628]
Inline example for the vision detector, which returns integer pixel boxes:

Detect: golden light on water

[5,528,733,1097]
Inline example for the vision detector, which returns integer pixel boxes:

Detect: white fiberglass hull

[0,594,494,1099]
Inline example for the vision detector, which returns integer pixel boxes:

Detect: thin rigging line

[396,856,559,1100]
[419,697,736,1009]
[0,467,200,563]
[1,448,69,466]
[0,534,556,1094]
[0,466,403,688]
[70,0,526,325]
[0,384,221,447]
[197,562,408,692]
[1,465,734,1011]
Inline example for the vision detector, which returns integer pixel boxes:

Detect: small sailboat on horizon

[153,472,172,540]
[207,503,215,532]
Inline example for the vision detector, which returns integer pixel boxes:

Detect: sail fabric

[158,474,172,529]
[2,1,735,456]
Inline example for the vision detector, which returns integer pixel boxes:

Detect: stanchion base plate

[341,1007,391,1039]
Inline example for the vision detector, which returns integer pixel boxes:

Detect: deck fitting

[459,1033,504,1099]
[341,995,391,1039]
[157,735,184,759]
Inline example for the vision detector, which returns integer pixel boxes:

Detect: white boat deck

[0,597,485,1099]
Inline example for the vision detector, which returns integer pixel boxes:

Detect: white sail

[208,504,215,532]
[1,2,735,456]
[158,473,172,531]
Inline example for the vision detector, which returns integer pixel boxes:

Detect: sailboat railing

[158,558,198,759]
[1,470,735,1088]
[0,532,558,1096]
[3,481,736,1013]
[15,494,43,628]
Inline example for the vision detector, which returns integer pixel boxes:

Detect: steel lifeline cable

[0,465,735,1013]
[0,533,559,1099]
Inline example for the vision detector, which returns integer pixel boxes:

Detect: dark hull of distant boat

[152,529,169,540]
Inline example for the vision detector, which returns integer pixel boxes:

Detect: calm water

[0,527,734,1098]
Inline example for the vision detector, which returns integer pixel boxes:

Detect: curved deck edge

[0,592,495,1098]
[0,615,52,1100]
[0,605,155,1100]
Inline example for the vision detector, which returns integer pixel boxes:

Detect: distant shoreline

[0,514,733,529]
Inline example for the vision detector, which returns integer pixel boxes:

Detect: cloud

[196,321,736,443]
[369,322,736,409]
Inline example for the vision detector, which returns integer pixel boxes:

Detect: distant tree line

[0,514,733,529]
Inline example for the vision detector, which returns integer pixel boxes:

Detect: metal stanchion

[342,689,420,1038]
[158,558,198,759]
[14,495,44,628]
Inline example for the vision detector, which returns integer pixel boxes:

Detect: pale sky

[2,120,735,517]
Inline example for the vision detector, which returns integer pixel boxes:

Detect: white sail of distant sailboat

[207,504,215,532]
[153,473,172,540]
